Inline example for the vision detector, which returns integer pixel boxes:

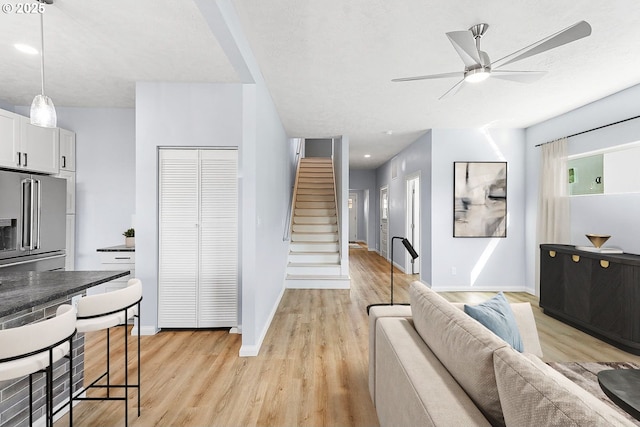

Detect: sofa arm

[368,305,412,405]
[510,302,543,357]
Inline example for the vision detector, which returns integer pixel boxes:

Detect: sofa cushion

[464,292,524,352]
[410,281,507,426]
[493,346,635,426]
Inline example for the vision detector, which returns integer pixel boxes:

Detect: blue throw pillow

[464,292,524,352]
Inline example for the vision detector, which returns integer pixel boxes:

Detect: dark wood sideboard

[540,244,640,355]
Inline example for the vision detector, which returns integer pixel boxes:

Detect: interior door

[406,175,420,274]
[349,192,357,242]
[380,186,388,259]
[158,149,199,328]
[198,149,238,328]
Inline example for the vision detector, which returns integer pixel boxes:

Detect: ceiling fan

[392,21,591,99]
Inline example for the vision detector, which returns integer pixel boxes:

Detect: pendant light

[30,0,57,128]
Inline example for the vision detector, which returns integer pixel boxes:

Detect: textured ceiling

[0,0,239,108]
[2,1,640,169]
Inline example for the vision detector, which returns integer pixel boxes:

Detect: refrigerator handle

[20,179,31,250]
[33,179,41,250]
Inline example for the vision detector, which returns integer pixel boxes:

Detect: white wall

[375,131,433,283]
[431,128,526,291]
[349,169,377,248]
[525,83,640,293]
[245,81,291,354]
[135,82,244,336]
[333,136,350,277]
[15,106,136,270]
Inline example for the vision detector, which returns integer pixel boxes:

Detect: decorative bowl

[586,234,611,248]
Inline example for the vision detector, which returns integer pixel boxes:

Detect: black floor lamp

[367,236,419,314]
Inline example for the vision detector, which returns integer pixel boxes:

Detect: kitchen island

[0,270,130,427]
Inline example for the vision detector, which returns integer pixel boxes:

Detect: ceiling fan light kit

[393,20,592,99]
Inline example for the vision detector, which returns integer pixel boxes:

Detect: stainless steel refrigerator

[0,170,66,272]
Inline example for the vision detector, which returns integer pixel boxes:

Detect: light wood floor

[59,244,640,426]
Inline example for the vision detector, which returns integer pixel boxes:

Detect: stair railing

[283,139,303,241]
[331,147,341,260]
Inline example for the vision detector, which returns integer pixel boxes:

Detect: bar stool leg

[137,305,141,417]
[69,334,74,427]
[106,327,111,398]
[29,373,33,426]
[124,317,128,426]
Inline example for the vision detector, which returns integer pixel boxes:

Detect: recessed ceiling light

[15,44,38,55]
[364,154,371,158]
[385,130,393,135]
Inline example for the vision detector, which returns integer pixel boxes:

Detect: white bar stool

[73,278,142,426]
[0,304,76,427]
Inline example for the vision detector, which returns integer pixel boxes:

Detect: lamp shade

[30,94,57,128]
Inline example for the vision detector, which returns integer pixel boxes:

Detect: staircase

[285,157,350,288]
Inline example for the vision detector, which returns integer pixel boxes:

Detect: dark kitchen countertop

[0,270,130,318]
[97,245,135,252]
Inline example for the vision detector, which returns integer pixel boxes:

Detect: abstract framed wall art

[453,161,507,238]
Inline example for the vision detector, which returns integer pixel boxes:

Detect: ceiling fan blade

[491,70,547,83]
[491,21,591,69]
[446,30,482,67]
[439,79,466,100]
[392,71,463,82]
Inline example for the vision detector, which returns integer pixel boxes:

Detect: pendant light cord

[39,4,46,96]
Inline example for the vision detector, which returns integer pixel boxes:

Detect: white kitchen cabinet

[0,109,22,169]
[0,109,60,174]
[19,117,59,174]
[158,148,238,329]
[65,215,75,270]
[89,250,136,295]
[59,128,76,171]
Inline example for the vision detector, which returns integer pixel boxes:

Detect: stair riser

[297,189,334,195]
[295,209,336,216]
[298,184,334,190]
[286,265,342,276]
[299,173,333,178]
[288,253,340,263]
[290,242,339,252]
[298,177,333,183]
[296,195,334,202]
[295,201,335,209]
[291,233,337,242]
[292,224,338,233]
[293,217,337,225]
[300,168,333,174]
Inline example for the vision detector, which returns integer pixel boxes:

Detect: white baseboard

[133,325,159,336]
[430,284,529,293]
[239,285,286,357]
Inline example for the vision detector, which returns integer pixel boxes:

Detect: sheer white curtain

[537,138,570,246]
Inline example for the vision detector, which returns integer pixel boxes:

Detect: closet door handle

[62,155,66,168]
[23,153,28,167]
[17,151,21,166]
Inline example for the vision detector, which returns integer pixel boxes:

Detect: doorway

[349,192,357,242]
[406,174,420,274]
[380,185,389,259]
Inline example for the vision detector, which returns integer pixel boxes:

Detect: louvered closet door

[158,148,238,329]
[158,149,199,328]
[199,149,238,327]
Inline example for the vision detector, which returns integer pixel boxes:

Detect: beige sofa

[369,281,634,427]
